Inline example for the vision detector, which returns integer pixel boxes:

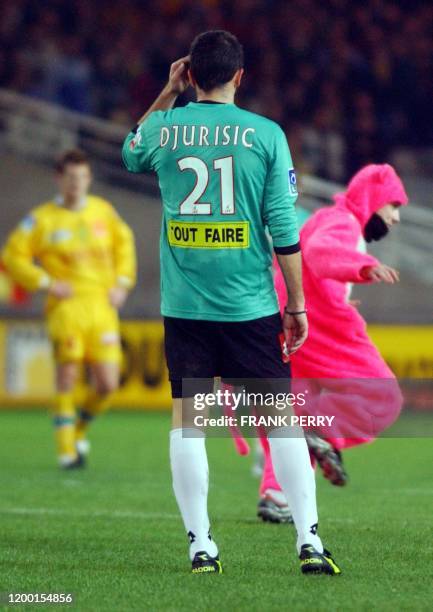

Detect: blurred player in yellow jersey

[2,149,136,469]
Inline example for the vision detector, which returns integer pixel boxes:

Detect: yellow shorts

[47,297,121,364]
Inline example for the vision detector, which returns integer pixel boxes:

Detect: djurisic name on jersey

[160,125,256,151]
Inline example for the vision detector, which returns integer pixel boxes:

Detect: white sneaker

[59,453,77,468]
[257,489,293,524]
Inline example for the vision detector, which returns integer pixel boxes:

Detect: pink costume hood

[333,163,409,229]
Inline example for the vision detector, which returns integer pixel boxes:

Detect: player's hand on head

[283,311,308,354]
[109,286,129,309]
[48,280,73,299]
[167,55,191,95]
[363,263,399,284]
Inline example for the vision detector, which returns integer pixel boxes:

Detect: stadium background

[0,0,431,407]
[0,2,432,610]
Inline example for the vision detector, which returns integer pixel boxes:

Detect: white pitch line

[381,488,433,496]
[0,507,179,520]
[0,507,356,523]
[323,517,355,524]
[3,507,430,525]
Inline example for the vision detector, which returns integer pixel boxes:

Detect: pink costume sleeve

[303,216,379,283]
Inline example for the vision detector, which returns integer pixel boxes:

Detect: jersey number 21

[177,156,234,215]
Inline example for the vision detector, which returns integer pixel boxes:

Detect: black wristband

[274,242,301,255]
[284,307,307,315]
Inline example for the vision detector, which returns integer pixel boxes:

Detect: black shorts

[164,313,291,398]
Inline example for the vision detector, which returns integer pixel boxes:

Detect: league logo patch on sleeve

[288,169,298,196]
[129,130,142,151]
[19,216,35,232]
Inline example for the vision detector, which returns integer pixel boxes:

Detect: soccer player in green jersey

[122,31,341,576]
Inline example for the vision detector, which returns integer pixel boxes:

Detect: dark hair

[190,30,244,92]
[55,149,90,173]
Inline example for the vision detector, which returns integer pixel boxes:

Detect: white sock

[268,426,323,554]
[76,439,91,456]
[169,428,218,560]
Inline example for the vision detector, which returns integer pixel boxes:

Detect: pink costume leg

[329,436,373,451]
[259,433,282,496]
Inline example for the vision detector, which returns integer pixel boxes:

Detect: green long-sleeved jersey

[122,101,299,321]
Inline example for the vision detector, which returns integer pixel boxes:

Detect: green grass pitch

[0,410,432,611]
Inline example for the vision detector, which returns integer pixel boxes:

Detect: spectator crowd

[1,0,432,180]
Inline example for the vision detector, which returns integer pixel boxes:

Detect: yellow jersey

[2,195,136,305]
